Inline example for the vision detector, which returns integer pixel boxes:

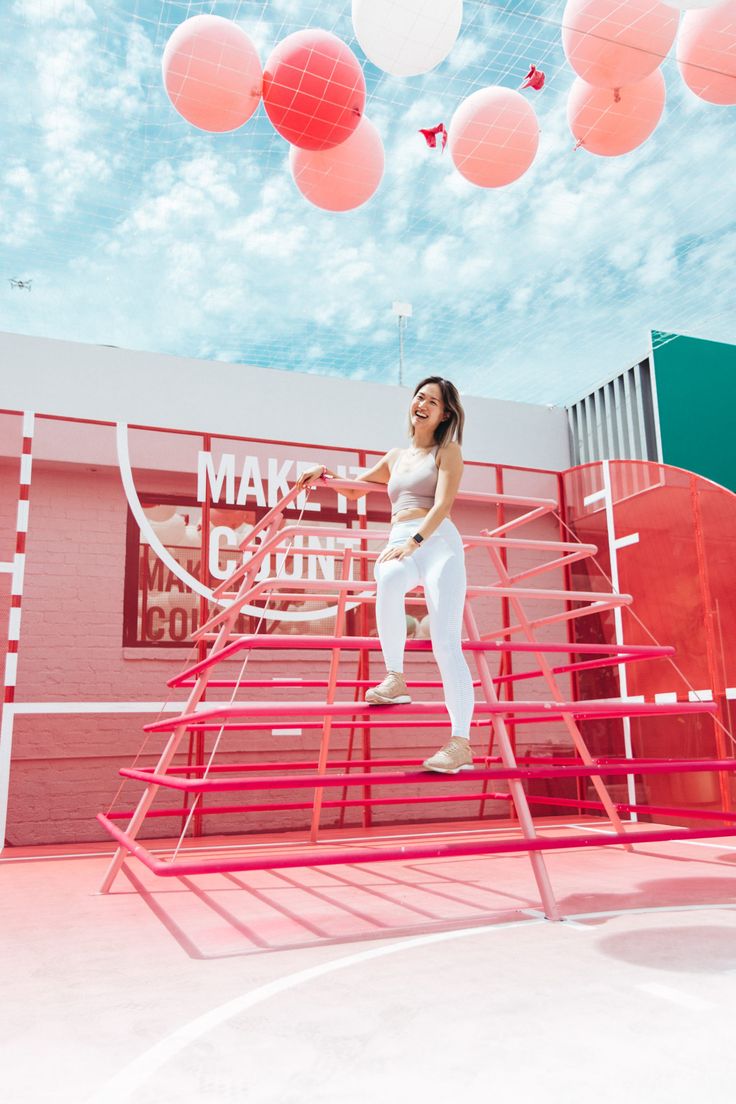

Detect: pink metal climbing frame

[98,475,735,920]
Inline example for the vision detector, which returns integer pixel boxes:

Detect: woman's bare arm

[295,449,399,500]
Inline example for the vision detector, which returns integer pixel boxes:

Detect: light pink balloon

[289,116,384,211]
[448,87,539,188]
[568,69,666,155]
[562,0,679,88]
[162,14,262,132]
[677,0,736,105]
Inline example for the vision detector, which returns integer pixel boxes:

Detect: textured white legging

[373,517,476,741]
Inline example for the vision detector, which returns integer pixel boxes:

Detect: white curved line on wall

[115,422,366,623]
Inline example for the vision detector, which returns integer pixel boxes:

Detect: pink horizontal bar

[96,813,736,878]
[157,719,494,733]
[177,677,481,690]
[119,756,736,794]
[159,754,588,776]
[524,794,736,823]
[144,697,715,734]
[107,789,515,821]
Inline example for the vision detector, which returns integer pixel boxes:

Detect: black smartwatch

[412,533,424,545]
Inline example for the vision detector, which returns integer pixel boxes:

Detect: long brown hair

[408,376,465,447]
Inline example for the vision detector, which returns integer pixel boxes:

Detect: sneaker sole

[422,762,475,774]
[365,694,412,705]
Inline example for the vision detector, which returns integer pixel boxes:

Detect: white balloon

[352,0,463,77]
[661,0,728,8]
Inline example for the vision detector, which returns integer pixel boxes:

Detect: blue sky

[0,0,735,405]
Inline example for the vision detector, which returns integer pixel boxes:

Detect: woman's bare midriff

[391,508,430,524]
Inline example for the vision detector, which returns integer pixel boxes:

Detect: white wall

[0,330,570,469]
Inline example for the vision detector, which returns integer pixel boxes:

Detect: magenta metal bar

[107,789,515,820]
[118,757,736,794]
[168,637,671,690]
[176,677,480,689]
[487,542,630,846]
[97,813,736,881]
[139,754,591,776]
[523,794,736,822]
[143,697,716,734]
[206,571,631,612]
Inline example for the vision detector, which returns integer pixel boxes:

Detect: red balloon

[568,70,666,155]
[289,117,384,211]
[262,29,366,150]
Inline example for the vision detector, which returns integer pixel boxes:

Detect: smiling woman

[296,376,476,774]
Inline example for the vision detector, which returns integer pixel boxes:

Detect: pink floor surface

[3,817,736,1103]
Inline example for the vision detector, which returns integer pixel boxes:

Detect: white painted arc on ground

[88,892,736,1104]
[115,421,370,623]
[88,918,545,1104]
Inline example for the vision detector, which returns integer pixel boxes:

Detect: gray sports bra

[387,446,439,514]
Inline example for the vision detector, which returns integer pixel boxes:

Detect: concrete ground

[2,818,736,1104]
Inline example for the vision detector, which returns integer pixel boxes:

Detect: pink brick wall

[2,420,570,846]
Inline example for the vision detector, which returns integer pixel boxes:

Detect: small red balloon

[262,29,366,151]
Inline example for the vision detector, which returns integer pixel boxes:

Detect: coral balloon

[448,87,539,188]
[289,116,384,211]
[352,0,463,77]
[562,0,678,88]
[263,30,366,150]
[162,14,262,132]
[677,0,736,104]
[568,69,666,155]
[663,0,729,8]
[145,504,177,523]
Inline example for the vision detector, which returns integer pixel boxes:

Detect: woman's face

[410,382,446,439]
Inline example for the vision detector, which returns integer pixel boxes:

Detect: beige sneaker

[365,671,412,705]
[423,737,474,774]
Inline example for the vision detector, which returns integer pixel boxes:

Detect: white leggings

[373,517,476,741]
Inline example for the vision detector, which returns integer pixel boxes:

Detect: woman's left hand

[376,540,416,565]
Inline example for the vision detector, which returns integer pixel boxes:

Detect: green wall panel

[653,332,736,493]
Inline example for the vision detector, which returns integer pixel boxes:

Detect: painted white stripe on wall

[7,608,21,641]
[0,562,14,574]
[688,689,714,702]
[11,701,198,714]
[3,653,17,687]
[726,688,736,701]
[16,500,29,533]
[19,454,32,485]
[654,692,678,703]
[22,411,35,437]
[272,728,303,737]
[614,532,640,550]
[11,553,25,594]
[583,489,606,506]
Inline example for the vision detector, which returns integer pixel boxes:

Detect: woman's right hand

[295,464,326,491]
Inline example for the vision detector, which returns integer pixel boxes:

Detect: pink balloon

[145,504,177,523]
[263,30,366,151]
[562,0,679,88]
[448,87,539,188]
[289,117,384,211]
[677,0,736,105]
[568,69,666,155]
[162,15,262,132]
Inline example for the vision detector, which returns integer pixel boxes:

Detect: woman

[296,376,475,774]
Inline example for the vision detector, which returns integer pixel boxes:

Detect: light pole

[392,301,413,386]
